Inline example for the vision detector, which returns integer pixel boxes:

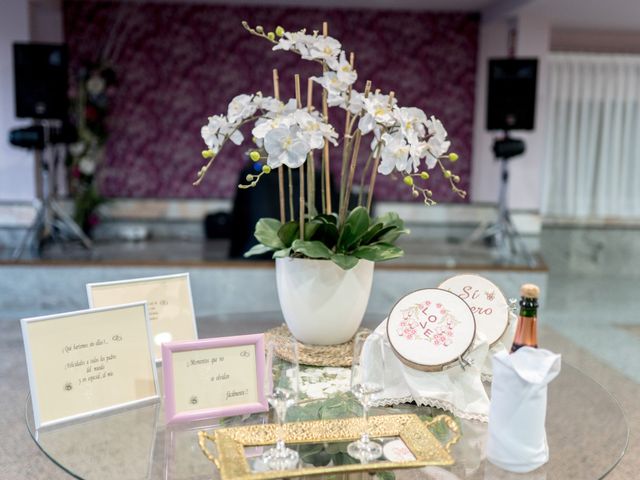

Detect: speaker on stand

[464,58,538,266]
[10,43,92,259]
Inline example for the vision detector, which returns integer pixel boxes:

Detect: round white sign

[386,289,476,371]
[438,274,509,347]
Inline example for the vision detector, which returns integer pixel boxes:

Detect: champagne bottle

[511,283,540,353]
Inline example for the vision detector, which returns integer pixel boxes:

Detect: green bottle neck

[519,297,538,318]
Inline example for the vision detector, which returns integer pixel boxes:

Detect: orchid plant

[195,22,466,270]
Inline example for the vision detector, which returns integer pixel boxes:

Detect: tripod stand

[12,125,92,259]
[463,136,535,267]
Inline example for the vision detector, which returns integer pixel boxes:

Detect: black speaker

[486,58,538,131]
[13,43,68,120]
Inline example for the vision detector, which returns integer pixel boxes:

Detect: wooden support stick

[273,69,285,224]
[321,21,332,214]
[306,78,315,217]
[365,90,392,213]
[338,52,355,220]
[295,74,305,240]
[339,80,371,224]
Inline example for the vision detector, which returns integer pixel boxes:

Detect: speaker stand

[12,147,92,260]
[463,158,535,267]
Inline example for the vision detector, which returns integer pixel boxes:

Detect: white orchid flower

[307,35,342,69]
[264,126,311,168]
[347,91,365,115]
[425,115,451,168]
[378,132,411,175]
[201,115,229,152]
[226,94,258,123]
[335,51,357,85]
[273,30,309,54]
[408,139,429,171]
[251,113,295,140]
[312,72,350,95]
[293,110,338,149]
[394,107,427,139]
[358,93,397,134]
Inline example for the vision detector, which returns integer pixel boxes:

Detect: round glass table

[26,314,628,480]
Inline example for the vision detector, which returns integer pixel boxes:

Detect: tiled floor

[0,225,638,479]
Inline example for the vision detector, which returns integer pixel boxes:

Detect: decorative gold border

[198,414,459,480]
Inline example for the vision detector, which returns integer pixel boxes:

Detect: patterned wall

[63,1,478,202]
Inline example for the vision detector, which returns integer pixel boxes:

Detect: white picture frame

[86,273,198,362]
[21,302,160,430]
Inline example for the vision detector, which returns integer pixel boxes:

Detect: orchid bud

[201,150,214,159]
[249,150,261,161]
[255,25,264,33]
[420,171,429,180]
[448,152,459,162]
[267,32,275,41]
[275,26,285,37]
[444,170,452,179]
[262,165,272,174]
[246,174,254,181]
[403,176,414,187]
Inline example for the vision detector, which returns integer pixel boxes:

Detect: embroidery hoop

[386,288,476,372]
[438,274,509,347]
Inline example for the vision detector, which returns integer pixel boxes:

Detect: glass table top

[25,314,628,480]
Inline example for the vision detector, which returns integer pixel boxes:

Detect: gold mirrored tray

[198,414,460,479]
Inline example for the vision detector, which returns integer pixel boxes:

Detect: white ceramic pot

[275,257,375,345]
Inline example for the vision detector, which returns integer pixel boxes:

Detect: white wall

[470,13,550,212]
[0,0,33,202]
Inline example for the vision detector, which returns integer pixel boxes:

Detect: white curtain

[543,53,640,218]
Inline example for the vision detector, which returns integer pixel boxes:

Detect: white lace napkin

[481,311,517,382]
[486,347,561,473]
[364,319,491,422]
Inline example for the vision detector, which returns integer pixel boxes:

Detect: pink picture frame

[162,334,268,424]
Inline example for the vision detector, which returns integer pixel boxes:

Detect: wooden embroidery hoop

[438,274,510,348]
[386,288,477,372]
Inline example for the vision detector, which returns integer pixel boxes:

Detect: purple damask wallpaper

[63,1,478,202]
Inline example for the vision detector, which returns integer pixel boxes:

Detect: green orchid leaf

[304,221,320,241]
[272,247,291,258]
[358,222,384,246]
[377,227,410,244]
[243,243,274,258]
[311,223,339,249]
[278,221,300,247]
[253,218,285,249]
[354,243,404,262]
[330,253,359,270]
[313,213,338,225]
[373,211,403,228]
[372,212,410,244]
[291,240,333,259]
[366,225,398,244]
[336,223,353,252]
[338,207,371,251]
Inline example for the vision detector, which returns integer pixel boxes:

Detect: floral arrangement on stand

[195,22,466,270]
[67,63,116,234]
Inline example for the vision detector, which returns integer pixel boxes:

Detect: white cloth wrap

[363,318,491,422]
[486,347,561,473]
[481,311,518,382]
